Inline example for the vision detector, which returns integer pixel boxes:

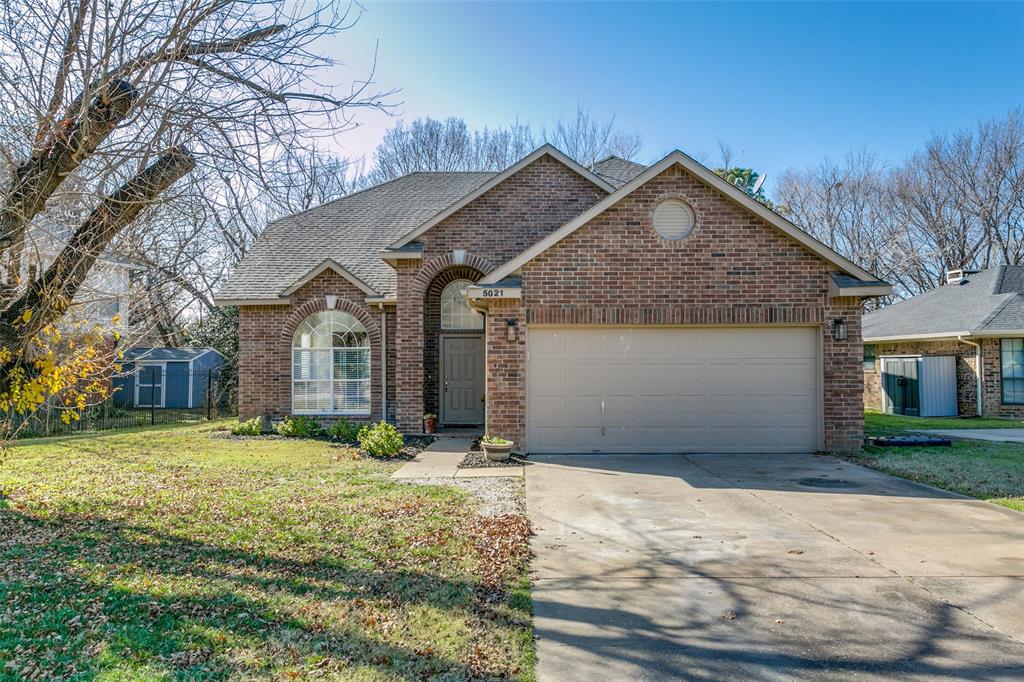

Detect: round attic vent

[652,199,695,240]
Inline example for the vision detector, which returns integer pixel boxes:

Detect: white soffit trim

[481,150,880,285]
[213,297,289,306]
[279,258,380,297]
[387,144,615,249]
[863,331,973,343]
[829,280,893,298]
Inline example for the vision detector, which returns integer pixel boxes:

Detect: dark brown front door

[441,336,484,425]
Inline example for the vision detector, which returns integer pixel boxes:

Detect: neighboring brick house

[863,267,1024,419]
[216,144,889,453]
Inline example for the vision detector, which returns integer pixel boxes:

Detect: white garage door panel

[527,327,819,454]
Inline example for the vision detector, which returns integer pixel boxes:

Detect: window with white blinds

[292,311,370,415]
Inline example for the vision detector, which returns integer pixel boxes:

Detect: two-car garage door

[526,327,820,453]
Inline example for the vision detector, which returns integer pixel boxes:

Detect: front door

[441,336,484,425]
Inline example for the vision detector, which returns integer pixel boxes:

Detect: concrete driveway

[526,453,1024,680]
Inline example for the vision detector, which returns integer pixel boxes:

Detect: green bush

[357,421,404,457]
[327,418,360,442]
[231,417,262,436]
[276,415,323,438]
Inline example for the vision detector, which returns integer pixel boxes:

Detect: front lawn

[846,411,1024,512]
[0,422,533,681]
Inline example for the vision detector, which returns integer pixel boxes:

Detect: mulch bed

[459,450,527,469]
[215,429,434,461]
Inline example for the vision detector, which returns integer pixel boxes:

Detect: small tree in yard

[0,0,388,442]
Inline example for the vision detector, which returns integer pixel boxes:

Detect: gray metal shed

[881,355,957,417]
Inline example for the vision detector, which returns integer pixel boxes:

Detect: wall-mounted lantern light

[506,319,518,341]
[833,318,848,341]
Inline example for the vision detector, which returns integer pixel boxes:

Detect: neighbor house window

[1001,339,1024,404]
[440,279,483,330]
[292,311,370,414]
[863,344,876,371]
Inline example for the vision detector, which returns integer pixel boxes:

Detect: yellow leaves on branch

[0,317,114,424]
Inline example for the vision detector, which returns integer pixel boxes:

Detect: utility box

[881,355,957,417]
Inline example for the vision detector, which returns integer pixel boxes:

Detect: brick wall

[394,155,607,431]
[484,298,527,446]
[237,270,391,422]
[514,164,865,452]
[979,338,1024,418]
[863,339,979,416]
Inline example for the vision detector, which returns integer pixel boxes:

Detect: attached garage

[526,326,821,454]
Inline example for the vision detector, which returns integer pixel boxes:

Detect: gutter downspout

[378,304,388,422]
[958,335,982,416]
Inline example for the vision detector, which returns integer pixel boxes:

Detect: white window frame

[135,362,166,408]
[291,311,372,416]
[440,279,483,330]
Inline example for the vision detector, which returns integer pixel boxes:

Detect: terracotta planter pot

[482,442,513,461]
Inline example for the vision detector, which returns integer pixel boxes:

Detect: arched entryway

[423,266,485,426]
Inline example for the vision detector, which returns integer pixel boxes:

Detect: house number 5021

[481,289,505,298]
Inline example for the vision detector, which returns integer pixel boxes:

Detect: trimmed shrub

[357,421,404,457]
[276,416,323,438]
[327,418,360,442]
[231,417,262,436]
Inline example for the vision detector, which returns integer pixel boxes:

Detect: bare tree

[543,108,642,167]
[774,110,1024,299]
[369,108,643,183]
[0,0,390,355]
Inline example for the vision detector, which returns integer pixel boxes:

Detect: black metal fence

[9,368,236,439]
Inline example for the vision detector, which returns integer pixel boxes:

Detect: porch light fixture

[832,318,848,341]
[506,319,518,341]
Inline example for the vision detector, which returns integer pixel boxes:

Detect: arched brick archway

[395,251,495,431]
[423,265,487,421]
[281,296,381,345]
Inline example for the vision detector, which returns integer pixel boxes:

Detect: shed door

[882,358,920,416]
[526,327,820,454]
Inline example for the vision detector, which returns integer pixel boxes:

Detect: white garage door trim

[525,325,823,454]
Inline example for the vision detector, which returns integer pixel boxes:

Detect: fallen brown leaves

[464,514,533,590]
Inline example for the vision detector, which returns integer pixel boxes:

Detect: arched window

[440,279,483,330]
[292,310,370,415]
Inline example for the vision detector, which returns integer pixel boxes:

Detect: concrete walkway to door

[526,453,1024,681]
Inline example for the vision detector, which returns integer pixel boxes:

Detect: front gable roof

[280,258,380,297]
[387,144,616,250]
[480,149,885,287]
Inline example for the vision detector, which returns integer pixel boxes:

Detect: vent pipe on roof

[945,269,979,285]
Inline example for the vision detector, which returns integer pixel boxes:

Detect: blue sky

[330,1,1023,192]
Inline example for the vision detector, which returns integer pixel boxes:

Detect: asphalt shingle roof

[590,156,648,188]
[216,171,496,301]
[863,266,1024,339]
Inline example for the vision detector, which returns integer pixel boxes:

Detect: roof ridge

[262,172,416,229]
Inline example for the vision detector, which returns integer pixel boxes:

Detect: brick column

[484,299,527,448]
[395,260,425,432]
[823,297,864,452]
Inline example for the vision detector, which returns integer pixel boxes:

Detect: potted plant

[481,435,514,461]
[422,413,438,435]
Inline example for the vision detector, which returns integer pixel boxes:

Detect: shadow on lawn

[0,508,526,680]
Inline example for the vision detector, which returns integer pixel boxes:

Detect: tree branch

[0,147,195,348]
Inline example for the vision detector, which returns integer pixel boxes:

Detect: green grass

[846,411,1024,513]
[863,409,1024,436]
[0,422,533,681]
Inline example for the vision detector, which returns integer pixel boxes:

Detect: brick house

[863,267,1024,419]
[216,145,890,453]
